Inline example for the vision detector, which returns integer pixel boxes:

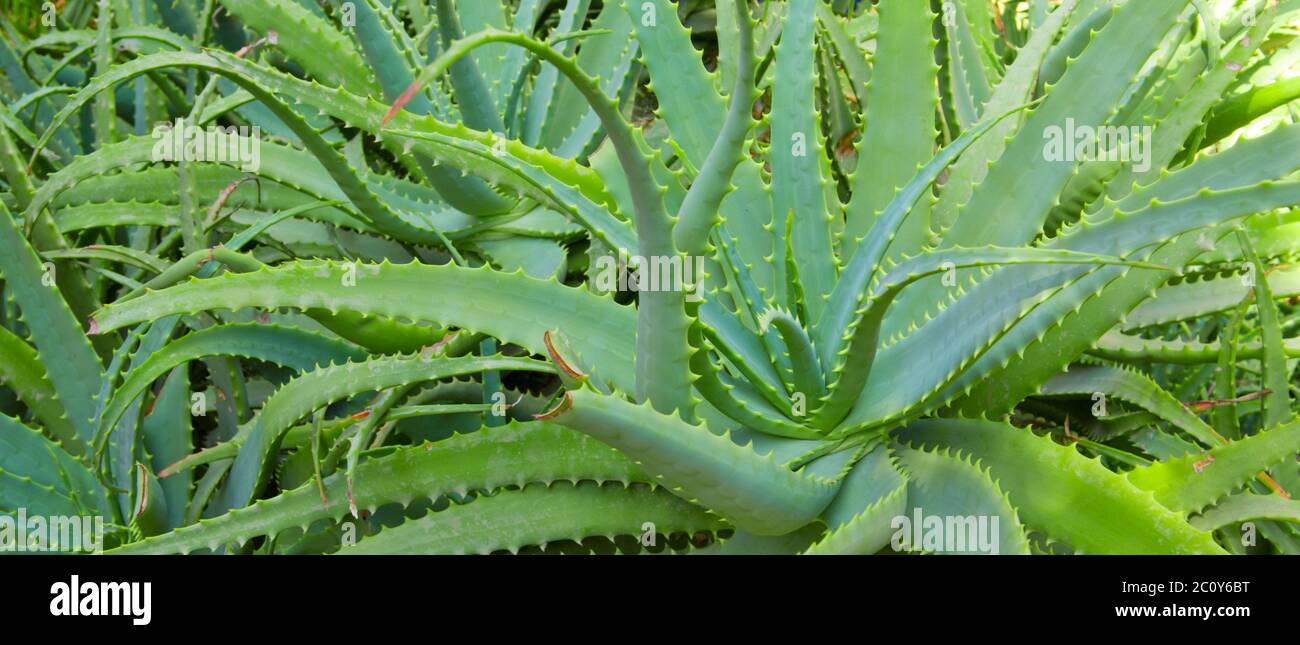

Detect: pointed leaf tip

[382,81,423,128]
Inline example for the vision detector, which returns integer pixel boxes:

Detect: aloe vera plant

[3,0,1300,556]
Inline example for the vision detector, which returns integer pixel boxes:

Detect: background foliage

[2,0,1300,554]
